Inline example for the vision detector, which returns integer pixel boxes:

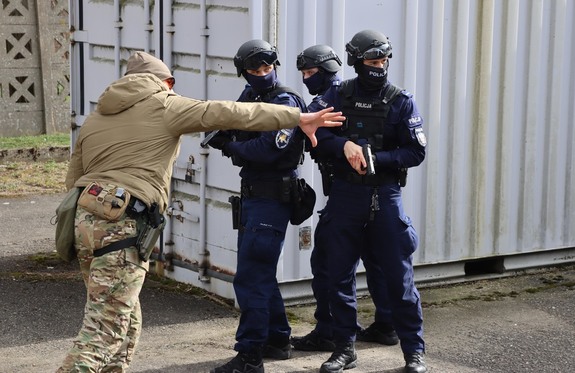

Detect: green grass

[0,133,70,150]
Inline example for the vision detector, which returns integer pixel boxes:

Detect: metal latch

[185,155,195,183]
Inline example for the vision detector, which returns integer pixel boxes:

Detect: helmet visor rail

[297,52,341,70]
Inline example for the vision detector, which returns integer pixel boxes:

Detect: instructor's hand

[299,107,345,147]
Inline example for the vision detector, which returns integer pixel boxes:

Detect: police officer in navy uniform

[291,44,399,352]
[208,39,308,373]
[307,30,428,373]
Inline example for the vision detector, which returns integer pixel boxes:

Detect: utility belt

[78,182,164,261]
[337,172,399,186]
[235,176,316,227]
[240,177,294,203]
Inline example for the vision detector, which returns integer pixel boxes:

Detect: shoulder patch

[407,115,423,127]
[414,127,427,147]
[276,129,294,149]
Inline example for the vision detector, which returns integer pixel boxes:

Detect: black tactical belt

[340,172,398,186]
[93,237,138,257]
[240,179,291,201]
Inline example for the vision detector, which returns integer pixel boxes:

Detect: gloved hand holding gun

[202,130,234,157]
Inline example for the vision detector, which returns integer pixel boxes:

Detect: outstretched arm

[299,107,345,147]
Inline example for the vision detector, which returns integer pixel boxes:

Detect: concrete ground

[1,193,574,373]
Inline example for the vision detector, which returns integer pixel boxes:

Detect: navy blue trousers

[233,196,291,353]
[310,208,393,338]
[318,179,425,353]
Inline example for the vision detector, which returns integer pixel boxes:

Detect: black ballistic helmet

[296,44,342,73]
[345,30,392,66]
[233,39,280,77]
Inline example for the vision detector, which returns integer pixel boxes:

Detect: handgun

[362,144,376,175]
[200,130,220,148]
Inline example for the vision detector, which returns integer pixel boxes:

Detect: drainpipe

[155,1,176,274]
[144,0,152,53]
[163,0,174,70]
[197,0,211,282]
[114,0,122,79]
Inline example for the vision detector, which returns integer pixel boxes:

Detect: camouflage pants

[57,206,149,373]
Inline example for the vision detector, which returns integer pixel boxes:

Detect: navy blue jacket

[308,79,426,176]
[226,83,307,181]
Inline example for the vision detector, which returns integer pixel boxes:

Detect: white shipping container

[69,0,575,303]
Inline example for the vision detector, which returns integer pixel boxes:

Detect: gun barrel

[200,130,220,148]
[362,144,375,175]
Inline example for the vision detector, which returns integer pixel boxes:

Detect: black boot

[356,322,399,346]
[210,350,264,373]
[319,341,357,373]
[404,352,427,373]
[291,329,336,352]
[262,342,292,360]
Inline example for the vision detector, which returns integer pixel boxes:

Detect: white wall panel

[70,0,575,302]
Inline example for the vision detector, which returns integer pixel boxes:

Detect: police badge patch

[276,129,293,149]
[414,127,427,147]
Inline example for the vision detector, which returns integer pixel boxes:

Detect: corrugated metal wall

[70,0,575,302]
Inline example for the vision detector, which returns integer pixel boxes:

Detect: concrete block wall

[0,0,70,137]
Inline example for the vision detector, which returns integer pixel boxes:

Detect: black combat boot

[404,352,427,373]
[356,322,399,345]
[291,329,336,352]
[210,350,264,373]
[262,337,292,360]
[319,341,357,373]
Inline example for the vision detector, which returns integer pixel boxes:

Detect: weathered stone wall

[0,0,70,137]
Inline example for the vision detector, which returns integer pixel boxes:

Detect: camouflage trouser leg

[57,207,148,373]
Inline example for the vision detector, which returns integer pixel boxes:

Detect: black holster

[229,196,242,230]
[136,202,165,261]
[318,161,334,196]
[399,168,408,187]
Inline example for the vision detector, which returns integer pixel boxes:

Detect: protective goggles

[296,52,342,70]
[243,50,278,70]
[359,46,390,60]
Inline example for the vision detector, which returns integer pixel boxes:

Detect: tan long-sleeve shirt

[65,73,300,212]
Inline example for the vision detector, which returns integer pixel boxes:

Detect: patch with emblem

[408,116,422,126]
[414,127,427,147]
[276,129,293,149]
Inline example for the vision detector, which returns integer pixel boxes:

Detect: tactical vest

[232,85,306,171]
[337,80,403,151]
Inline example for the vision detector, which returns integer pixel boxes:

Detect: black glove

[208,132,234,157]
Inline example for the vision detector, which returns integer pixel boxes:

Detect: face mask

[303,72,326,95]
[356,63,388,92]
[244,69,278,92]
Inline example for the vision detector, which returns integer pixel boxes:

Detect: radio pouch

[77,182,131,221]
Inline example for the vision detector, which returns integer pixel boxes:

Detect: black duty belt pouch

[290,178,316,225]
[53,187,81,262]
